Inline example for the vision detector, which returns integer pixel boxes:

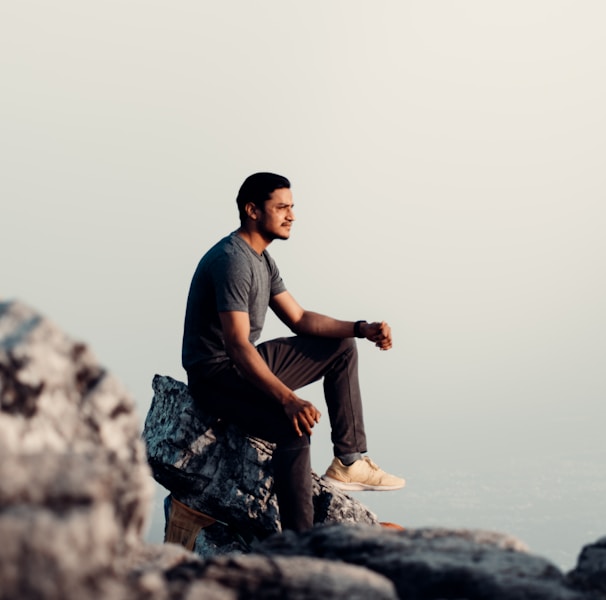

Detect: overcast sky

[2,1,605,564]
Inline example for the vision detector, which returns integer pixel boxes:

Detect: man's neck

[236,227,270,255]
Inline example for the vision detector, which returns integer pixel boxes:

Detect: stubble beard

[264,223,292,242]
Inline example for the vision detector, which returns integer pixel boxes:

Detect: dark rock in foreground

[261,524,590,600]
[567,536,606,595]
[164,552,397,599]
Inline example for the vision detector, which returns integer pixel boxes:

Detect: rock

[164,553,398,599]
[142,374,380,553]
[125,543,236,600]
[260,523,589,600]
[0,300,157,599]
[567,536,606,596]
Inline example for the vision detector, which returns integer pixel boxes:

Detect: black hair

[236,172,291,222]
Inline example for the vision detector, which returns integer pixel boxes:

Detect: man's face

[255,187,295,241]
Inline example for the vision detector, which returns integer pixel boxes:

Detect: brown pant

[187,335,367,532]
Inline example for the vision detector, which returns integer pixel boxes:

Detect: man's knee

[339,336,357,354]
[332,336,358,364]
[318,335,357,360]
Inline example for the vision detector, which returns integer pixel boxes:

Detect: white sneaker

[322,456,405,491]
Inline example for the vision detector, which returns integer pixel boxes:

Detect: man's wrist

[354,320,367,338]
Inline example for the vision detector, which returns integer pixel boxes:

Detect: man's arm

[218,310,321,436]
[270,291,393,350]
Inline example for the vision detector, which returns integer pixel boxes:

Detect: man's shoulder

[202,232,244,262]
[198,233,257,277]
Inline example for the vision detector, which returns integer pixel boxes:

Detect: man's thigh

[192,365,297,445]
[257,335,354,391]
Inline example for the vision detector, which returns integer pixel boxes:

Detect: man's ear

[245,202,259,220]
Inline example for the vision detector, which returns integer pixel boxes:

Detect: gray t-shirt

[182,231,287,375]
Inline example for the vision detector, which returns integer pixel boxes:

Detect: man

[182,172,404,533]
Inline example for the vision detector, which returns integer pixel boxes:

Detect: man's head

[236,172,291,224]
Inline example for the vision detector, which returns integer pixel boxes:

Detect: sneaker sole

[322,475,405,492]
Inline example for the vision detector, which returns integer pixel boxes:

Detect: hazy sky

[2,2,605,566]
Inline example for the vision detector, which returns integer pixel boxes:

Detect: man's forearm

[294,312,392,350]
[293,311,358,338]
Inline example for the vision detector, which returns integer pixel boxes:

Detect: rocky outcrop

[0,300,155,599]
[162,552,398,599]
[260,524,590,600]
[2,299,606,600]
[143,374,379,553]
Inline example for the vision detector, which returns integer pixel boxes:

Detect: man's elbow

[288,320,305,335]
[223,339,249,362]
[290,313,319,336]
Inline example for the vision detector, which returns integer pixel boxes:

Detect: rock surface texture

[260,524,592,600]
[1,299,605,599]
[567,536,606,595]
[0,300,155,599]
[143,374,380,553]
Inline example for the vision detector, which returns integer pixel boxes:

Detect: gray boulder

[260,523,591,600]
[142,374,380,552]
[0,300,156,599]
[163,553,397,599]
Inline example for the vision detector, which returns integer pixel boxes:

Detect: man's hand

[363,321,393,350]
[283,396,322,437]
